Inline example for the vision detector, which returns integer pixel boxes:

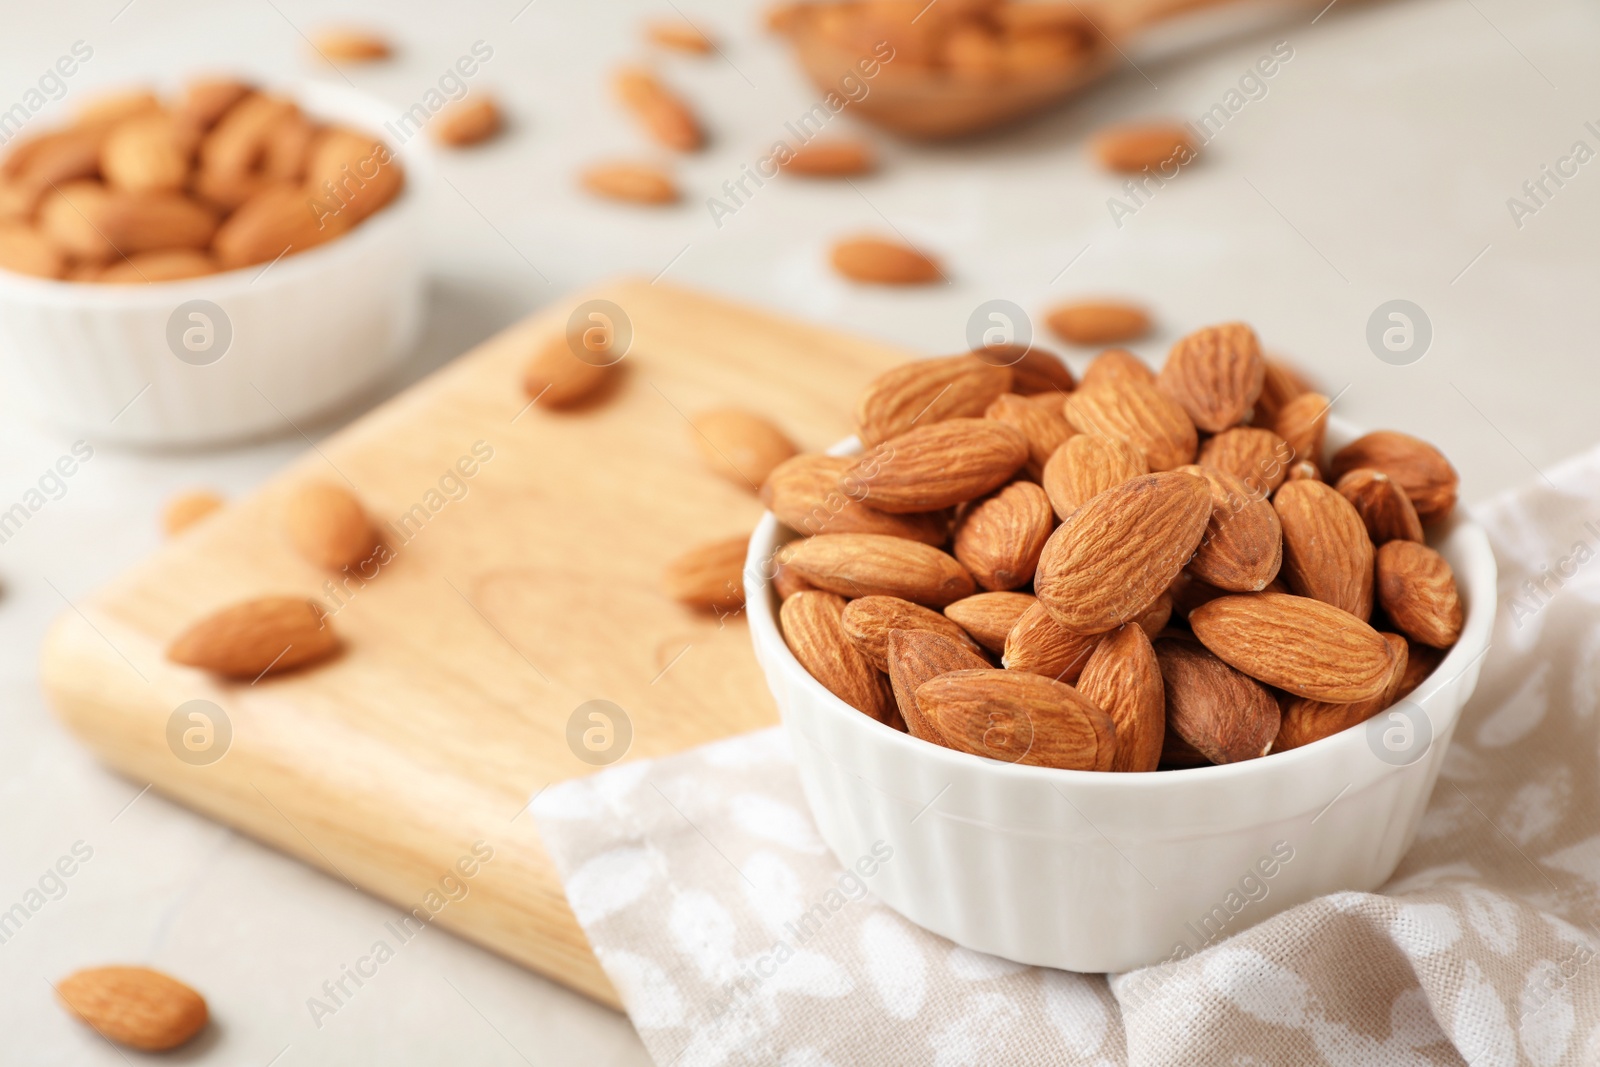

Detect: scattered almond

[163,489,224,536]
[312,28,393,62]
[433,97,502,147]
[1045,300,1150,345]
[1336,468,1424,545]
[781,139,876,177]
[1329,431,1458,524]
[1189,592,1394,703]
[916,669,1116,769]
[663,535,748,611]
[285,482,380,571]
[167,596,341,679]
[582,161,679,204]
[944,590,1035,654]
[1273,479,1374,619]
[691,408,799,490]
[952,480,1053,590]
[1078,624,1164,772]
[1092,121,1197,174]
[841,595,982,670]
[615,67,703,151]
[785,532,975,606]
[57,966,208,1051]
[1376,540,1463,649]
[647,18,716,53]
[522,332,618,408]
[830,235,942,285]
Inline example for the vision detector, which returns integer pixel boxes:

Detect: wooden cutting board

[41,279,912,1009]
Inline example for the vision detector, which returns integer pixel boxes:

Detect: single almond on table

[944,590,1035,654]
[646,18,716,53]
[1041,433,1147,518]
[56,965,208,1051]
[663,535,748,611]
[916,669,1116,770]
[951,480,1053,590]
[855,353,1012,445]
[1270,391,1329,468]
[1045,300,1150,345]
[1253,356,1313,424]
[1156,322,1264,434]
[1275,633,1408,751]
[433,97,502,146]
[847,418,1028,513]
[312,28,392,61]
[0,223,65,278]
[581,161,678,204]
[1034,471,1211,634]
[781,591,896,725]
[1179,464,1282,593]
[1273,478,1375,619]
[522,332,618,408]
[1329,431,1458,524]
[984,392,1074,479]
[1002,600,1100,682]
[840,595,982,670]
[781,139,876,177]
[163,489,224,536]
[98,249,217,283]
[761,453,949,545]
[1189,592,1394,703]
[1081,347,1156,390]
[285,482,379,571]
[1092,121,1197,174]
[1376,540,1463,649]
[830,235,942,285]
[690,408,798,490]
[1336,468,1424,545]
[887,628,991,743]
[1155,637,1279,764]
[1062,375,1197,472]
[1003,346,1077,395]
[615,67,703,151]
[784,532,975,607]
[1198,426,1292,498]
[167,596,341,679]
[1078,623,1164,772]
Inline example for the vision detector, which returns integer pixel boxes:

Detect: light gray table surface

[1,0,1595,1062]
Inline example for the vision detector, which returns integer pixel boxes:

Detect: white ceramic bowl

[0,82,428,447]
[747,417,1496,973]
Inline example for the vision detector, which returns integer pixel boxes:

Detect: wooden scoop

[774,0,1293,140]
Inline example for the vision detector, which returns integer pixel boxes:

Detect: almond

[840,595,982,670]
[1336,468,1424,544]
[1157,322,1265,433]
[581,161,679,204]
[1080,347,1156,390]
[98,249,217,283]
[1092,121,1198,174]
[1004,347,1077,396]
[163,489,224,536]
[1160,728,1213,769]
[1198,426,1292,498]
[175,77,251,130]
[663,535,747,611]
[1179,464,1282,592]
[1002,600,1100,681]
[1275,632,1408,751]
[944,590,1035,653]
[761,453,949,545]
[167,596,341,679]
[781,591,896,725]
[1273,478,1374,618]
[1134,588,1174,637]
[646,18,716,53]
[200,94,296,176]
[77,90,163,127]
[1041,433,1147,518]
[1398,639,1445,699]
[41,182,218,261]
[1034,471,1211,633]
[1063,376,1197,471]
[0,222,65,278]
[772,558,816,600]
[305,127,405,223]
[1253,356,1313,424]
[1329,431,1458,524]
[848,418,1028,513]
[781,139,876,177]
[615,67,703,151]
[1077,624,1163,772]
[57,966,207,1051]
[916,669,1116,770]
[855,354,1012,445]
[784,533,975,606]
[213,183,343,268]
[1375,540,1463,649]
[690,408,799,490]
[1270,391,1329,467]
[830,235,942,285]
[101,113,193,194]
[312,28,392,61]
[3,127,102,189]
[1045,300,1150,345]
[261,112,313,181]
[1285,460,1321,482]
[285,482,379,571]
[1169,571,1227,618]
[522,332,617,408]
[1189,591,1394,703]
[984,392,1074,479]
[952,481,1053,590]
[1154,637,1279,764]
[433,97,503,147]
[886,628,991,743]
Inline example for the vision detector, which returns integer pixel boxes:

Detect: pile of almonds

[0,79,403,283]
[765,326,1464,770]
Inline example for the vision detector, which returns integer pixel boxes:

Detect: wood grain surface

[40,279,912,1009]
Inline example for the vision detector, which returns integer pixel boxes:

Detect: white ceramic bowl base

[747,418,1496,973]
[0,83,427,447]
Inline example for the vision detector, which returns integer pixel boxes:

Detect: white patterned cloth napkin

[534,449,1600,1067]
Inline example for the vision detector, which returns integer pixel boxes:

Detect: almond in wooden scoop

[167,596,339,678]
[285,481,380,571]
[916,669,1116,770]
[57,965,208,1051]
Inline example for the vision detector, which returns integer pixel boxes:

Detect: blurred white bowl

[747,416,1496,973]
[0,81,428,447]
